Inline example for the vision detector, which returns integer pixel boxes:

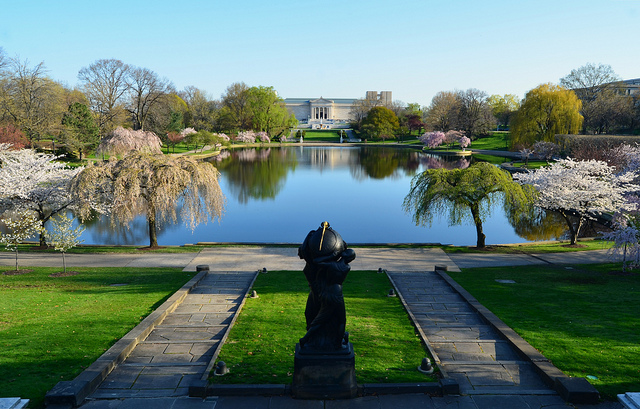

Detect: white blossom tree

[516,158,636,245]
[44,214,85,273]
[0,144,85,247]
[0,209,42,271]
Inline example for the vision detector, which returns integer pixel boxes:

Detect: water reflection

[14,146,586,246]
[211,148,297,203]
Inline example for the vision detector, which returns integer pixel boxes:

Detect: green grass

[299,130,341,142]
[213,271,435,384]
[442,239,613,254]
[469,132,510,151]
[448,263,640,399]
[0,266,196,408]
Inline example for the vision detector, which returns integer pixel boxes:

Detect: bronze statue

[297,222,356,352]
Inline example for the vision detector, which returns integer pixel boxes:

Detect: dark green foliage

[61,102,100,159]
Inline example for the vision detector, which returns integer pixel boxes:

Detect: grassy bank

[449,263,640,399]
[0,267,195,408]
[212,270,435,384]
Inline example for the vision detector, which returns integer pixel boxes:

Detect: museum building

[284,91,391,129]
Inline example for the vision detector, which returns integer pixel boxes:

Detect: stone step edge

[45,269,211,408]
[189,380,458,398]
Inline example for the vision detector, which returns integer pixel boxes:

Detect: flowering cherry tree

[444,130,465,148]
[532,141,559,162]
[236,131,256,144]
[420,131,445,149]
[459,136,471,151]
[256,131,270,144]
[97,126,162,156]
[0,209,42,271]
[516,158,636,245]
[0,144,87,247]
[44,213,85,273]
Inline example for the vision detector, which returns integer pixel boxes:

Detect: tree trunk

[14,249,19,271]
[62,251,67,273]
[559,210,578,245]
[147,206,158,248]
[470,203,486,248]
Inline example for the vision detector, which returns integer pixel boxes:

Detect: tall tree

[126,67,174,131]
[61,102,100,159]
[455,88,495,138]
[349,98,378,129]
[220,82,251,131]
[246,85,297,136]
[424,91,459,131]
[361,106,399,142]
[403,162,535,248]
[180,86,219,131]
[510,83,583,148]
[560,63,632,133]
[516,158,635,245]
[487,94,520,130]
[77,59,130,135]
[0,58,65,141]
[71,152,225,248]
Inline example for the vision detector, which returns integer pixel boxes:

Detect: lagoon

[79,146,548,246]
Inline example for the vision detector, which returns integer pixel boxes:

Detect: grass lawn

[0,266,196,408]
[442,239,613,254]
[298,130,341,142]
[470,132,510,151]
[448,263,640,399]
[212,270,435,385]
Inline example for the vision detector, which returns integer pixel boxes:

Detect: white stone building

[284,91,391,129]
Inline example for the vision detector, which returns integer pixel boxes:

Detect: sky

[1,0,638,107]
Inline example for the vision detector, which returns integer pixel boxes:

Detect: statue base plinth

[292,342,357,399]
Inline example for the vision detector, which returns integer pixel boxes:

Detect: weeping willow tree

[71,151,225,248]
[403,162,536,248]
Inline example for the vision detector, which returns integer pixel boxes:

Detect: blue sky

[1,0,638,106]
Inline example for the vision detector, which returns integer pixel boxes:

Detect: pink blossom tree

[459,136,471,151]
[444,130,465,148]
[97,126,162,156]
[236,131,256,144]
[419,131,445,149]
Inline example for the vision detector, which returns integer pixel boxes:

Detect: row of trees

[404,155,638,253]
[0,49,297,159]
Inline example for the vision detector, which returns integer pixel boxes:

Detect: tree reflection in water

[212,148,297,203]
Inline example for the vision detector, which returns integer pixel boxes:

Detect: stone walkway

[388,271,552,396]
[88,272,256,400]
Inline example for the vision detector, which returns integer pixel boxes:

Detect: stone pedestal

[292,342,357,399]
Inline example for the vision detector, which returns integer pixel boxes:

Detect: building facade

[284,91,391,129]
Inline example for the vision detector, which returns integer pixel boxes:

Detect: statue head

[299,221,347,264]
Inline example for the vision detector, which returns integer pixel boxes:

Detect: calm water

[77,146,550,246]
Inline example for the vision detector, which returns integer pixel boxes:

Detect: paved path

[388,271,553,395]
[88,272,256,401]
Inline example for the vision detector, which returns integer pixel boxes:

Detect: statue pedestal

[292,342,357,399]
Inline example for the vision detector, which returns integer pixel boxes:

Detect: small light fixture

[387,288,396,297]
[250,290,259,298]
[418,357,434,374]
[214,361,229,376]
